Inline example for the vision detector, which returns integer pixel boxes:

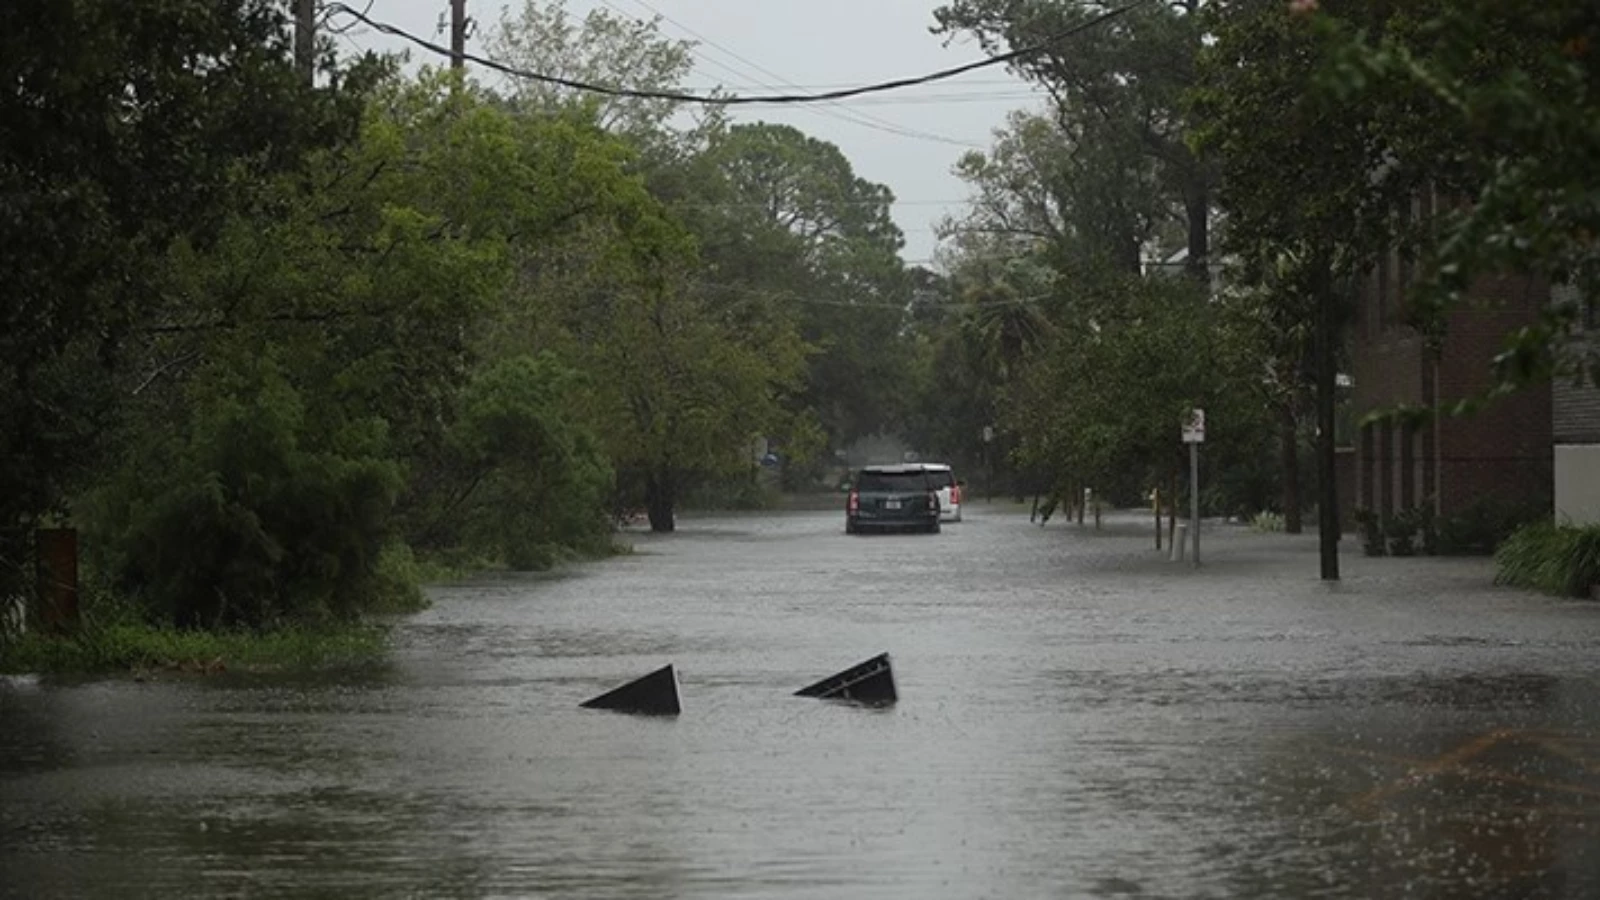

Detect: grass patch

[0,622,389,675]
[1249,510,1286,533]
[1494,520,1600,598]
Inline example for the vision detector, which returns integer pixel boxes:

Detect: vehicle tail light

[847,491,860,513]
[950,483,961,505]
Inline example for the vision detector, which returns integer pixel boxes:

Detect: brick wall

[1348,261,1553,520]
[1434,275,1553,516]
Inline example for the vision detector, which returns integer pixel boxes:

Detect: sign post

[982,425,994,502]
[1181,409,1205,567]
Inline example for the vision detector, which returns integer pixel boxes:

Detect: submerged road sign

[795,653,897,705]
[580,664,682,716]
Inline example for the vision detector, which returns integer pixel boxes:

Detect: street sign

[1182,408,1205,444]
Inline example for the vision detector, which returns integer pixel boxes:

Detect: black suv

[845,465,942,534]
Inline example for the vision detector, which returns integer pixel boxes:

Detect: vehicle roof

[859,463,952,473]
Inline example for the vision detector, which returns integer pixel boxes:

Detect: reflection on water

[3,510,1600,898]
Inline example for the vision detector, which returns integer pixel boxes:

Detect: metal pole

[1190,441,1200,567]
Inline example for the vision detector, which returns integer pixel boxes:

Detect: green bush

[404,354,616,572]
[1249,510,1286,533]
[1354,507,1386,557]
[1386,508,1419,557]
[0,622,388,674]
[1437,496,1549,556]
[1495,520,1600,598]
[84,356,405,629]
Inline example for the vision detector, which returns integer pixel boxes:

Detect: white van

[917,463,962,522]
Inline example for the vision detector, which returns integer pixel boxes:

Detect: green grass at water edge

[1494,521,1600,598]
[0,622,389,675]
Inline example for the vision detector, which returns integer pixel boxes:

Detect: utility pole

[295,0,316,85]
[451,0,468,70]
[1314,258,1341,580]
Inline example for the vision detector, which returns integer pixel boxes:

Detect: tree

[83,71,691,621]
[943,109,1168,277]
[934,0,1215,277]
[1321,0,1600,392]
[1190,0,1402,578]
[0,0,368,602]
[696,123,914,460]
[487,0,721,159]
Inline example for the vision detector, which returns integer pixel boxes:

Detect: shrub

[1354,507,1386,556]
[84,356,405,629]
[0,622,388,674]
[1386,507,1419,557]
[1417,501,1439,556]
[406,354,616,572]
[1495,520,1600,598]
[1249,510,1286,533]
[1437,496,1550,556]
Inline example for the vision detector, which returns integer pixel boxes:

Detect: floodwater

[4,506,1600,898]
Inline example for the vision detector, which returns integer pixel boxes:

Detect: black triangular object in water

[580,664,682,716]
[795,653,896,705]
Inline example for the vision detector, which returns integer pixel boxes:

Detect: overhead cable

[321,0,1151,106]
[609,0,984,148]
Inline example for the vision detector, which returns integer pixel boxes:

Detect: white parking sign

[1182,409,1205,443]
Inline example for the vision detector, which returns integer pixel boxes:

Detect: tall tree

[1322,0,1600,391]
[0,0,365,601]
[1191,0,1412,578]
[934,0,1214,277]
[697,123,914,458]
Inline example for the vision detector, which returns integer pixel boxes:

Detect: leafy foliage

[0,0,370,600]
[1318,0,1600,394]
[1496,521,1600,598]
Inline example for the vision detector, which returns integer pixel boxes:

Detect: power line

[609,0,985,148]
[695,280,1049,310]
[322,0,1151,106]
[668,199,967,210]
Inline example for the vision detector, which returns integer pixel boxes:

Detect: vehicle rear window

[925,470,955,488]
[855,471,929,492]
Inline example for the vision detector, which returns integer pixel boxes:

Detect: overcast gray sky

[336,0,1047,263]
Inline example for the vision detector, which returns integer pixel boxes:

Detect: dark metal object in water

[580,664,682,716]
[795,653,897,705]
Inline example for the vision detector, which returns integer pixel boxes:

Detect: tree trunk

[645,468,676,533]
[1280,403,1303,534]
[1314,258,1340,580]
[1155,486,1163,550]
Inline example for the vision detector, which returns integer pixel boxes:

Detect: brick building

[1347,200,1553,523]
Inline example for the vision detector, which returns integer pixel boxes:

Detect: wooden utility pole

[295,0,315,85]
[451,0,468,69]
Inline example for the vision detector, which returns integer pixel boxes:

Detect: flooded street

[5,506,1600,898]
